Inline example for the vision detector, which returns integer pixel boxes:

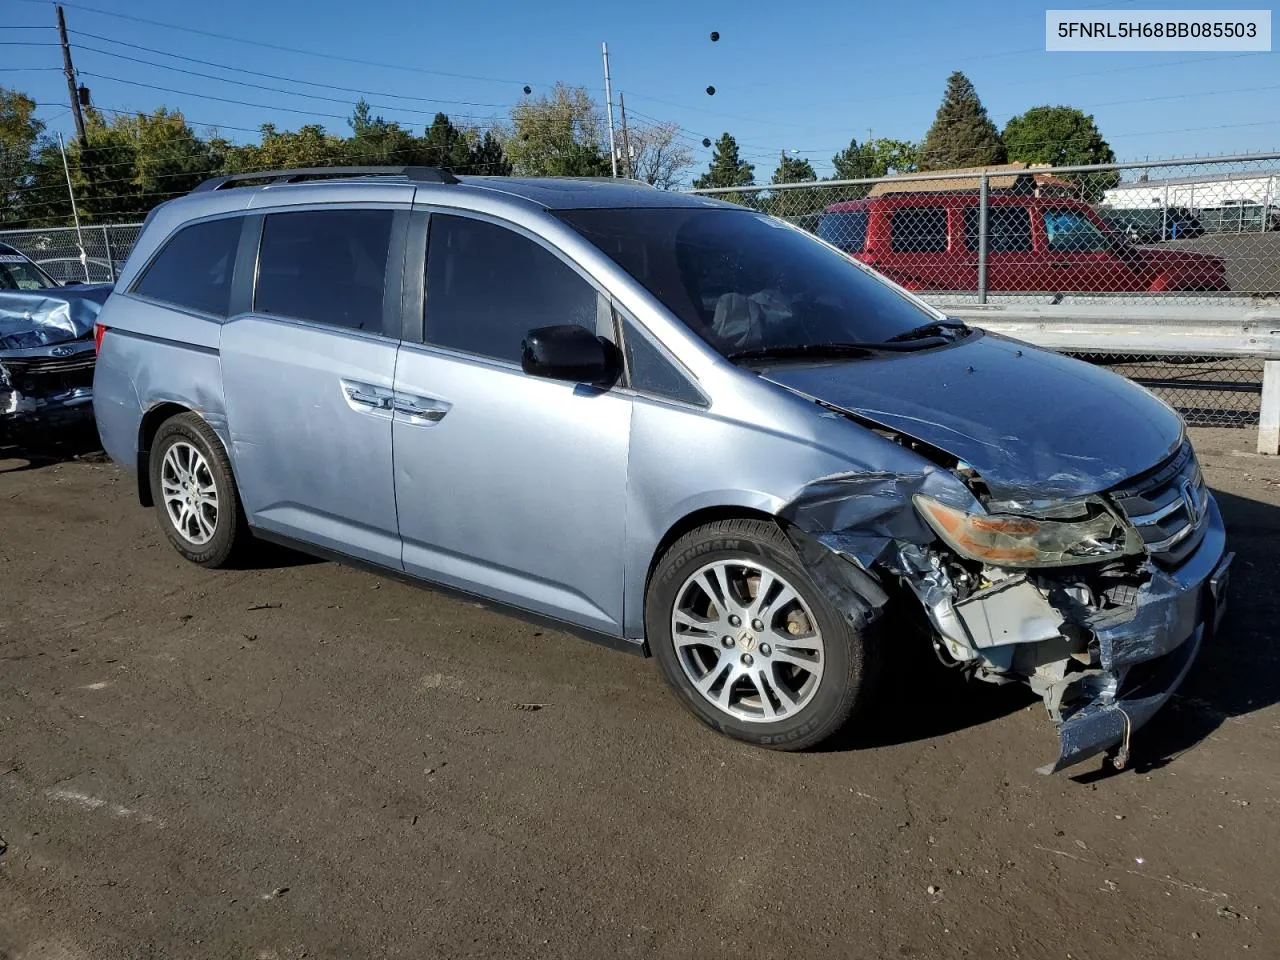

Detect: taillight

[94,322,107,354]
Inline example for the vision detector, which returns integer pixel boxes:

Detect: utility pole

[56,5,88,148]
[618,92,633,180]
[601,43,618,178]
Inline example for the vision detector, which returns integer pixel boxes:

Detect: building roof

[866,162,1077,197]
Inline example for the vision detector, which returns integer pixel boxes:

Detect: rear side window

[133,217,242,317]
[964,205,1033,253]
[889,206,948,254]
[255,209,394,332]
[623,319,704,405]
[816,211,868,252]
[424,214,598,364]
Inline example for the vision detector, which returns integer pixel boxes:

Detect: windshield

[0,252,56,291]
[556,207,937,358]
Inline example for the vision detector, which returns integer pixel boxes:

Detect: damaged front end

[779,428,1231,775]
[0,285,110,444]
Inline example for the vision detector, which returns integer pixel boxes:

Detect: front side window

[255,209,393,332]
[424,214,599,364]
[133,217,242,317]
[556,207,937,358]
[0,252,57,290]
[1042,208,1110,253]
[889,206,949,254]
[964,205,1032,253]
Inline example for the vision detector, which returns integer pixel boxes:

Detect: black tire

[646,518,877,751]
[149,411,248,568]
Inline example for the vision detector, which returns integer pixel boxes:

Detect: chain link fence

[689,152,1280,427]
[0,222,143,284]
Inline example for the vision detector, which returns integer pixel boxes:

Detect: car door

[220,206,408,568]
[392,211,631,635]
[1036,205,1143,292]
[878,202,964,290]
[964,201,1036,292]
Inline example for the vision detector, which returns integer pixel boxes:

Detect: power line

[12,0,546,88]
[69,31,520,108]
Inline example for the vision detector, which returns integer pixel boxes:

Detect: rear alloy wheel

[149,412,248,567]
[647,518,877,750]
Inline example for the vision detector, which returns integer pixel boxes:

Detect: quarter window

[255,209,394,332]
[889,206,949,254]
[424,214,599,364]
[964,205,1033,253]
[133,217,242,317]
[623,319,704,405]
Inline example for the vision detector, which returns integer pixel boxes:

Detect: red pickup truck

[817,194,1228,293]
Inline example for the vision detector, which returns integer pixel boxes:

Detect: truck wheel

[149,412,248,568]
[646,518,877,750]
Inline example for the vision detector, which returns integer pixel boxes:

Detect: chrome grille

[1110,442,1209,567]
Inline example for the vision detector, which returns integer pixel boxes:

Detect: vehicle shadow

[821,484,1278,772]
[0,423,105,472]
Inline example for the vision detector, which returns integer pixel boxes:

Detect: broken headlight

[913,495,1137,568]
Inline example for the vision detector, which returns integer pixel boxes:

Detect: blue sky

[4,0,1278,180]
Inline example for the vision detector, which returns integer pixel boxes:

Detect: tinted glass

[964,205,1032,253]
[623,319,703,405]
[425,214,598,363]
[1042,208,1110,253]
[816,211,868,252]
[556,208,934,357]
[0,252,55,291]
[255,209,393,331]
[133,217,241,316]
[889,206,948,253]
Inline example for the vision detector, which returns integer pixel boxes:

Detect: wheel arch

[136,404,230,507]
[644,505,782,604]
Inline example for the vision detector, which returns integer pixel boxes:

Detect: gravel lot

[2,427,1277,960]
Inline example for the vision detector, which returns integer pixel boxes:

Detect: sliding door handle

[392,396,450,421]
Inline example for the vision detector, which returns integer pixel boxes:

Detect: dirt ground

[1,427,1277,960]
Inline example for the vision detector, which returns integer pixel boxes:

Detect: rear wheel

[149,412,247,567]
[646,518,877,750]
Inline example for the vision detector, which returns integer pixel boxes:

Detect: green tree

[693,133,754,188]
[0,87,43,219]
[919,71,1006,171]
[420,112,473,171]
[506,84,609,177]
[345,99,418,166]
[771,153,816,184]
[1002,105,1118,198]
[831,137,919,182]
[467,129,511,176]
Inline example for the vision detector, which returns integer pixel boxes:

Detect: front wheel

[646,518,877,750]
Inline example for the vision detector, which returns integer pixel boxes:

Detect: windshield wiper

[725,342,878,363]
[880,319,969,344]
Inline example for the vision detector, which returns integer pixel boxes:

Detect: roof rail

[557,176,654,187]
[191,166,459,193]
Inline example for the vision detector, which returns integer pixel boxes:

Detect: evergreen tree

[1002,105,1118,197]
[918,72,1006,171]
[421,112,473,171]
[693,133,754,189]
[467,130,511,176]
[770,153,816,184]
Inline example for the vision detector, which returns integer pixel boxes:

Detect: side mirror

[521,324,619,385]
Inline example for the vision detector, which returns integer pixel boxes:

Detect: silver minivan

[92,167,1231,774]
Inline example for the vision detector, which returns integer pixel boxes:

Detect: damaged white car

[91,170,1230,775]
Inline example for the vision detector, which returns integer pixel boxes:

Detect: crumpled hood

[762,332,1184,501]
[0,284,112,350]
